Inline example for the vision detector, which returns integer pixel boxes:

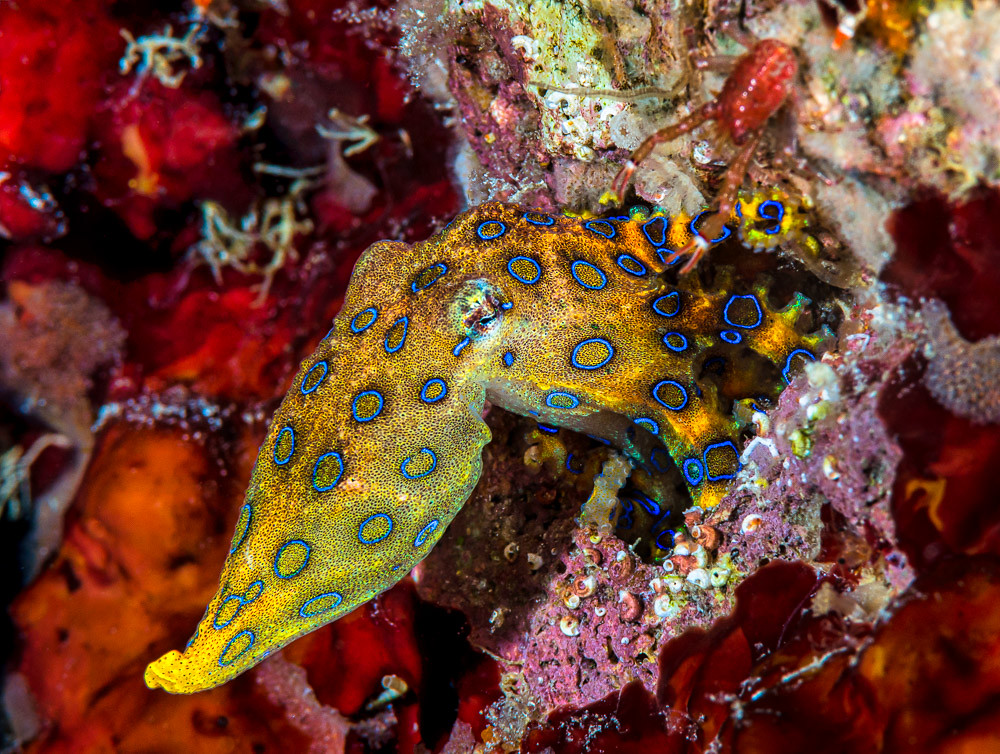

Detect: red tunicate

[92,79,248,240]
[713,558,1000,753]
[883,189,1000,341]
[0,0,120,172]
[879,356,1000,569]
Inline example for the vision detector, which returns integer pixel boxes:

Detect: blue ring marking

[587,434,612,446]
[653,380,689,411]
[453,337,471,357]
[244,580,264,603]
[411,262,448,293]
[655,248,682,267]
[230,503,252,554]
[218,630,255,667]
[300,592,343,618]
[682,458,704,486]
[652,291,681,317]
[538,423,559,434]
[634,492,661,516]
[350,307,378,334]
[720,329,742,344]
[274,539,311,579]
[655,529,676,551]
[584,219,616,239]
[566,453,583,474]
[301,361,328,395]
[500,301,513,310]
[689,211,732,243]
[477,220,507,240]
[616,253,647,276]
[351,390,384,422]
[503,351,514,368]
[735,200,743,218]
[420,378,448,403]
[703,356,727,376]
[634,417,659,435]
[384,316,409,354]
[723,294,763,329]
[782,348,815,384]
[758,200,785,234]
[211,581,264,631]
[570,337,614,370]
[570,260,608,290]
[312,451,344,492]
[650,448,670,473]
[273,427,295,465]
[401,448,437,480]
[213,595,243,630]
[642,216,668,247]
[703,440,742,481]
[359,513,394,544]
[545,391,580,409]
[523,211,555,226]
[414,519,440,547]
[507,255,542,284]
[662,332,688,352]
[618,498,635,529]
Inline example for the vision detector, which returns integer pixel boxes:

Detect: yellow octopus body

[144,202,824,693]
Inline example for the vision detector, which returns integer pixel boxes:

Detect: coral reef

[2,0,1000,752]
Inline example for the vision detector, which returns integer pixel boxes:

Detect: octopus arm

[144,344,490,692]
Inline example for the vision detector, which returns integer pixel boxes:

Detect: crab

[611,26,805,272]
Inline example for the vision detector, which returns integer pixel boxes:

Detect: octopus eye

[450,279,507,340]
[471,308,498,331]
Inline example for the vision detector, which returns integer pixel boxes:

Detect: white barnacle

[710,567,731,588]
[664,575,685,594]
[543,90,576,112]
[686,568,710,589]
[653,593,681,619]
[559,614,581,637]
[741,513,763,534]
[511,35,541,62]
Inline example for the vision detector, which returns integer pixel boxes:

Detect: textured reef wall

[2,0,1000,752]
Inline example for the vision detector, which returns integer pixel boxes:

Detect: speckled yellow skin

[145,202,824,693]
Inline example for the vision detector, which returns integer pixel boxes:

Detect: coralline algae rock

[921,299,1000,425]
[706,299,918,595]
[409,244,922,747]
[398,0,692,209]
[414,409,742,723]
